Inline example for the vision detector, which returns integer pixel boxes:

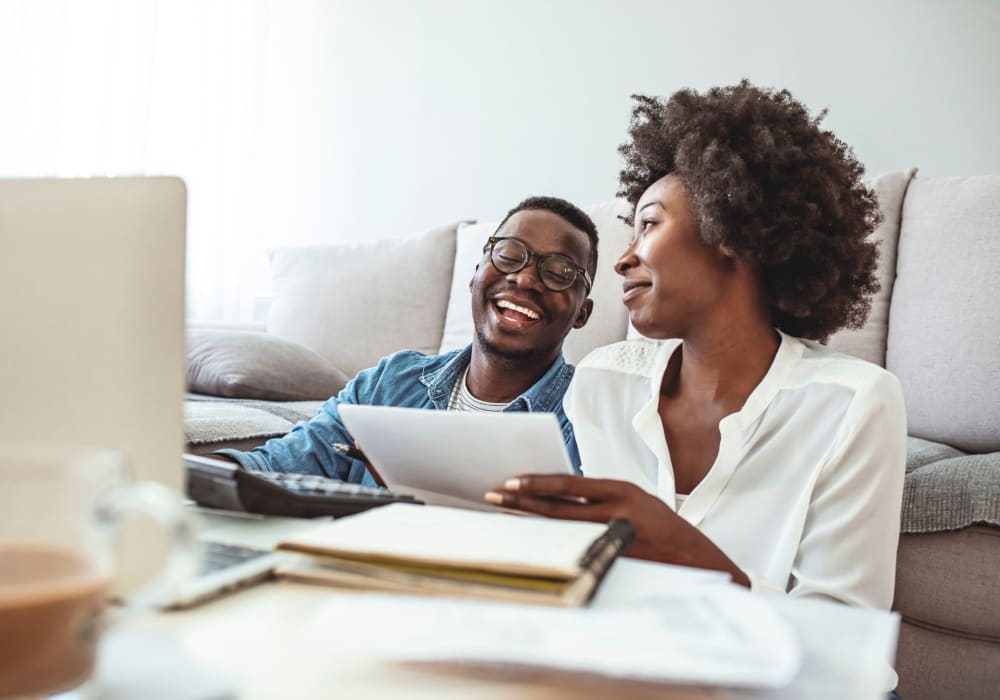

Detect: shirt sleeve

[216,358,394,485]
[785,370,908,608]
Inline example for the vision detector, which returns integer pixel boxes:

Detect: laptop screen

[0,177,187,493]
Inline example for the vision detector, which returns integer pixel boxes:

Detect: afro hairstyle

[617,80,882,341]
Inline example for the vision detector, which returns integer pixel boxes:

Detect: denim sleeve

[559,379,582,475]
[559,416,583,475]
[215,358,392,486]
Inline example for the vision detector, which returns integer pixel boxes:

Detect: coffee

[0,543,110,698]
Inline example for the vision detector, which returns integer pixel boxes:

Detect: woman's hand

[485,474,749,587]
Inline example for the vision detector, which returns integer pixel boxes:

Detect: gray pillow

[187,330,349,401]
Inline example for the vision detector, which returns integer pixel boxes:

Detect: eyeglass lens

[491,238,579,291]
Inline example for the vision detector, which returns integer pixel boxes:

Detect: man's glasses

[483,236,592,293]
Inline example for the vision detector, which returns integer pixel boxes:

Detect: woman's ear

[716,243,741,270]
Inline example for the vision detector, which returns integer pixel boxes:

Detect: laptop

[0,177,310,607]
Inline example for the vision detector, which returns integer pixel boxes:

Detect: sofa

[184,170,1000,700]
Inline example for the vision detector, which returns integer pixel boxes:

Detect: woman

[485,81,906,609]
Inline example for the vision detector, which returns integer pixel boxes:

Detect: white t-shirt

[564,331,907,608]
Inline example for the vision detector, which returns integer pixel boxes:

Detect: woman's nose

[615,246,638,276]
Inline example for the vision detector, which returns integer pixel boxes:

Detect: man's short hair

[495,196,599,282]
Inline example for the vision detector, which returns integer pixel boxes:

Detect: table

[116,511,900,699]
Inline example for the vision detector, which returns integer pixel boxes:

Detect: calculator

[184,455,423,519]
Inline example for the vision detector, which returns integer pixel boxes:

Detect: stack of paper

[275,504,634,607]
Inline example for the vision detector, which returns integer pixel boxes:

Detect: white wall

[1,0,997,319]
[314,0,1000,243]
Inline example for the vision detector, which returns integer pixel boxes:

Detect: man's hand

[485,474,750,587]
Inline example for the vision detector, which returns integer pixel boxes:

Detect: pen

[332,442,368,462]
[331,442,387,488]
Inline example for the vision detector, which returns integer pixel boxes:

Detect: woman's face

[616,174,737,339]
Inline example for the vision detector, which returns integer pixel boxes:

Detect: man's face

[470,209,593,364]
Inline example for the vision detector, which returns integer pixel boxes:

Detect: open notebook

[275,504,634,607]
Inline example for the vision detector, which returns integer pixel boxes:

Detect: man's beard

[474,326,549,368]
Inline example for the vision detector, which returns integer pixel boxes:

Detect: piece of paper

[337,405,573,510]
[279,503,608,578]
[761,596,900,700]
[301,583,802,689]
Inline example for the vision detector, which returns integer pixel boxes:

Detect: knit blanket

[184,395,324,445]
[903,437,1000,534]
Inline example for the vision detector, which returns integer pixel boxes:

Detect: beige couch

[185,171,1000,699]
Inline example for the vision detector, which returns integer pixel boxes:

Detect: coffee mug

[0,444,197,699]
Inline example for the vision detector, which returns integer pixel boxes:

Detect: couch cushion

[886,176,1000,453]
[187,329,349,401]
[896,616,1000,700]
[438,201,633,365]
[268,223,459,378]
[894,526,1000,641]
[826,169,917,366]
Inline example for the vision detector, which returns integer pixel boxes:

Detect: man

[211,196,598,487]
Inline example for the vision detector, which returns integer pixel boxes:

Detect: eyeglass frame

[482,236,593,294]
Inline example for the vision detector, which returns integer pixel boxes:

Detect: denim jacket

[218,345,580,488]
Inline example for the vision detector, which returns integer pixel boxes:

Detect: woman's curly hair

[618,80,882,341]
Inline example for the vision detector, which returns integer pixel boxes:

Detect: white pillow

[438,201,634,365]
[826,168,918,366]
[438,222,494,354]
[267,223,460,378]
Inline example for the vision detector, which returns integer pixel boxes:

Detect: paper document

[337,405,574,510]
[301,584,802,689]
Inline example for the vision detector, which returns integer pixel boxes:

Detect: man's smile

[489,294,544,331]
[496,299,540,320]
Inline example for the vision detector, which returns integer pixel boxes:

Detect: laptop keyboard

[197,541,272,576]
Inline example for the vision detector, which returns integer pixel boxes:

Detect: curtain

[0,0,336,322]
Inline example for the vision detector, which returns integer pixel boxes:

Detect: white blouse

[564,332,907,608]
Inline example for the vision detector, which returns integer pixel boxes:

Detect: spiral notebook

[274,504,634,607]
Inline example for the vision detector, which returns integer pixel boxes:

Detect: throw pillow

[826,168,918,366]
[267,222,461,377]
[187,330,349,401]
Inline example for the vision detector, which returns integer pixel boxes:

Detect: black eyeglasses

[483,236,592,293]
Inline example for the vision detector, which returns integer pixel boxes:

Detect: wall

[1,0,997,319]
[317,0,1000,242]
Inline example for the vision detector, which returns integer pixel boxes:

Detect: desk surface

[135,510,897,700]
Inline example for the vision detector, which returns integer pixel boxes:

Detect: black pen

[331,442,387,488]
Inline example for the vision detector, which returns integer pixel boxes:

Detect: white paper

[302,584,801,689]
[299,557,901,697]
[337,405,573,510]
[762,596,900,700]
[280,503,608,577]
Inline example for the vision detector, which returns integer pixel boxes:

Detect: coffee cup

[0,444,196,699]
